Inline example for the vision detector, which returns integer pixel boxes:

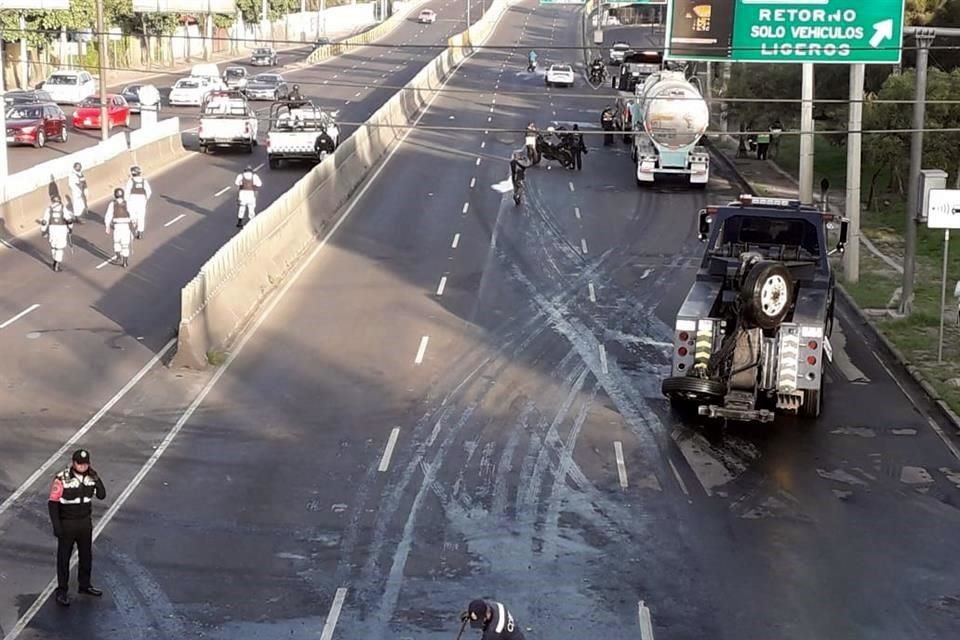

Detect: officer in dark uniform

[571,124,588,170]
[461,599,526,640]
[48,449,106,607]
[601,105,616,146]
[314,128,336,159]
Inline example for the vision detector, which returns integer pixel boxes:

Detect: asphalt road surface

[3,3,960,640]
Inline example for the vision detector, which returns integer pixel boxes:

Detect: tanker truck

[630,69,710,187]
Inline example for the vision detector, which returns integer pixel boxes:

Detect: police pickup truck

[661,194,849,422]
[266,98,340,169]
[197,90,258,154]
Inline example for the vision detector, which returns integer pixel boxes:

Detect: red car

[5,101,68,147]
[71,94,131,130]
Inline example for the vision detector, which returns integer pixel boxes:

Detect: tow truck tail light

[678,332,689,342]
[678,347,688,357]
[807,356,817,366]
[807,340,818,350]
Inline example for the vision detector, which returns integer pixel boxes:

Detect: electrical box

[918,169,948,222]
[594,29,603,45]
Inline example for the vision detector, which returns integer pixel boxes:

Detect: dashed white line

[614,441,628,489]
[470,177,476,188]
[0,303,39,329]
[354,91,361,97]
[320,588,348,640]
[638,601,655,640]
[345,100,351,104]
[436,276,448,296]
[669,459,690,496]
[475,157,481,166]
[414,336,430,365]
[95,258,112,270]
[588,282,596,303]
[480,141,486,149]
[574,206,581,219]
[599,344,607,374]
[378,428,400,472]
[323,79,329,84]
[164,214,186,227]
[580,238,588,255]
[462,202,470,214]
[490,105,494,112]
[568,181,575,192]
[451,233,461,249]
[253,163,264,171]
[487,115,492,122]
[214,185,231,197]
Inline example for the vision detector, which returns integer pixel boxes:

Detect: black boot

[51,259,57,271]
[55,590,70,606]
[236,219,244,228]
[79,586,103,597]
[122,256,129,268]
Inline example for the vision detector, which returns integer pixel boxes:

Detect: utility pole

[261,0,269,47]
[0,38,8,190]
[300,0,306,42]
[900,29,936,317]
[467,0,470,28]
[19,13,28,89]
[843,63,865,283]
[204,0,213,61]
[95,0,109,142]
[798,62,815,204]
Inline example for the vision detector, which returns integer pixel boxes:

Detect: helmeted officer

[39,194,74,272]
[461,599,526,640]
[104,187,135,267]
[48,449,106,607]
[235,165,263,228]
[571,123,588,170]
[68,161,88,220]
[124,165,152,239]
[600,105,616,146]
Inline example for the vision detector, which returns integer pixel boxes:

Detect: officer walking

[235,165,263,228]
[461,599,526,640]
[601,105,616,146]
[48,449,106,607]
[104,187,136,267]
[39,194,74,272]
[571,123,588,170]
[124,166,152,239]
[68,162,88,221]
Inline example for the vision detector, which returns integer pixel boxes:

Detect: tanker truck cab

[631,69,710,187]
[662,195,849,423]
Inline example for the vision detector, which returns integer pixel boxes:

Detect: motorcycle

[589,64,605,84]
[535,133,575,169]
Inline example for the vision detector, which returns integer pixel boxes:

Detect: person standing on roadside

[48,449,106,607]
[571,124,588,170]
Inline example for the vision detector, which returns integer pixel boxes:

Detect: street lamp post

[95,0,109,142]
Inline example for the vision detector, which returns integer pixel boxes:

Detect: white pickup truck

[197,90,258,154]
[266,98,340,169]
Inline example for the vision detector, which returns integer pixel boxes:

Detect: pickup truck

[197,90,258,154]
[266,98,340,169]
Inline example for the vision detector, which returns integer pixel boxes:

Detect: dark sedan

[250,47,278,66]
[245,73,289,101]
[5,102,68,147]
[4,89,54,109]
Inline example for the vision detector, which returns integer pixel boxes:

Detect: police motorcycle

[588,58,606,84]
[533,126,575,169]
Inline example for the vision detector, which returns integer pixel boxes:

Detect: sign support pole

[0,38,7,189]
[939,229,950,363]
[843,63,864,283]
[95,0,109,142]
[798,63,815,204]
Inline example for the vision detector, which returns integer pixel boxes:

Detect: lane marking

[436,276,448,296]
[480,141,486,149]
[320,588,348,640]
[164,214,186,227]
[214,186,231,197]
[323,79,329,84]
[414,336,430,365]
[568,181,575,192]
[668,459,690,496]
[475,157,481,166]
[470,177,476,188]
[462,202,469,214]
[580,238,588,255]
[0,338,175,519]
[451,233,460,249]
[378,428,400,472]
[0,238,15,250]
[95,258,112,270]
[614,441,628,489]
[253,163,263,171]
[354,91,362,97]
[588,282,596,303]
[638,601,655,640]
[487,115,492,122]
[345,100,351,104]
[599,344,608,374]
[574,206,581,219]
[0,304,40,329]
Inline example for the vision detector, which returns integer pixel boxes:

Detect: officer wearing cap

[461,599,526,640]
[48,449,106,606]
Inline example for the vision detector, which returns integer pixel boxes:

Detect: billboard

[132,0,238,12]
[0,0,71,8]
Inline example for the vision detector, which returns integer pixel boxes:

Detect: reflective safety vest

[112,201,131,225]
[240,173,257,190]
[757,133,771,144]
[48,203,68,224]
[49,468,100,520]
[130,177,147,195]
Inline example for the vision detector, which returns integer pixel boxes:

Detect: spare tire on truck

[740,261,794,329]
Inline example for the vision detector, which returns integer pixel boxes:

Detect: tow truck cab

[663,194,849,422]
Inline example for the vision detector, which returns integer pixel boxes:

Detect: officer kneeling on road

[461,599,526,640]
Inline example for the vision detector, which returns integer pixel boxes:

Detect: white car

[545,64,575,88]
[418,9,437,23]
[39,70,98,105]
[168,76,222,107]
[609,41,630,65]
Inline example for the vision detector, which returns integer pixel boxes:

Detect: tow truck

[197,90,258,154]
[266,98,340,169]
[661,194,849,422]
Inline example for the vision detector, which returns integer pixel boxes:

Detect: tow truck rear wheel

[800,387,822,418]
[662,376,725,404]
[741,261,794,329]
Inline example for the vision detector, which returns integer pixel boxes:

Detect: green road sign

[665,0,906,64]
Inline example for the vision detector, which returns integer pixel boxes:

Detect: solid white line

[345,100,351,104]
[0,303,39,329]
[95,258,112,270]
[323,79,329,84]
[574,206,581,219]
[581,238,588,255]
[638,601,655,640]
[568,181,575,192]
[0,338,175,520]
[668,459,690,496]
[164,213,186,227]
[0,238,14,249]
[214,186,231,197]
[462,202,469,214]
[436,276,447,296]
[320,587,348,640]
[470,177,476,188]
[588,282,596,303]
[378,428,400,472]
[451,233,460,248]
[475,157,481,166]
[599,344,608,374]
[253,163,263,171]
[490,105,494,112]
[414,336,430,365]
[614,441,628,489]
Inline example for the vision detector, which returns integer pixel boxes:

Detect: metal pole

[704,61,712,129]
[939,229,950,363]
[95,0,109,142]
[19,13,28,90]
[901,29,935,317]
[843,63,864,284]
[204,0,213,61]
[798,62,815,204]
[467,0,471,28]
[0,38,9,190]
[261,0,269,46]
[322,0,327,38]
[300,0,306,42]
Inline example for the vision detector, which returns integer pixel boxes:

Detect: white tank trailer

[630,70,710,186]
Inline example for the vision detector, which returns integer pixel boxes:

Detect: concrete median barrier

[174,0,514,368]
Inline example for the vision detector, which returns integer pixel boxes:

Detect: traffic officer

[235,165,263,228]
[68,161,88,221]
[461,599,526,640]
[124,165,152,239]
[48,448,106,607]
[524,122,538,164]
[756,128,771,160]
[571,123,588,170]
[39,194,74,272]
[600,105,616,146]
[509,148,531,205]
[104,187,135,267]
[314,128,336,160]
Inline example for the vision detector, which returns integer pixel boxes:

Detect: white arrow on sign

[870,19,894,48]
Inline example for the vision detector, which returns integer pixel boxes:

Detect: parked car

[545,64,575,87]
[223,66,249,91]
[251,47,278,66]
[418,9,437,23]
[5,102,68,147]
[71,94,131,129]
[38,70,98,104]
[120,84,160,114]
[168,76,221,106]
[245,73,289,101]
[3,89,54,109]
